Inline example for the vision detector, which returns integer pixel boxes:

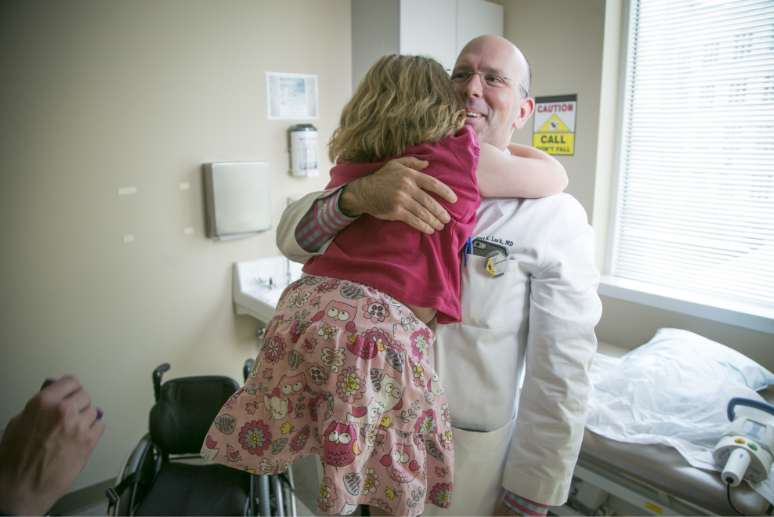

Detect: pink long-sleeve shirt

[302,126,480,324]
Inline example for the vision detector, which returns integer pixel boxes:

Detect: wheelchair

[107,360,299,516]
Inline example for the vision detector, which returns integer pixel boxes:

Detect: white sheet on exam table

[586,330,774,504]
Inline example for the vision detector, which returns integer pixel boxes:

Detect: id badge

[471,238,508,278]
[485,254,508,277]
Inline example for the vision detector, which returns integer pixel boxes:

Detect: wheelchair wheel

[258,468,297,517]
[257,475,270,516]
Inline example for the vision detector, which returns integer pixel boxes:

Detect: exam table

[549,342,773,516]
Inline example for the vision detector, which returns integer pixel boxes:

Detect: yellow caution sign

[532,94,576,156]
[533,133,575,155]
[538,115,571,132]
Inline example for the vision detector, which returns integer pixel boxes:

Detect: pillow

[622,328,774,391]
[586,328,774,476]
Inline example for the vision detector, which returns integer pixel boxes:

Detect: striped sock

[503,492,549,517]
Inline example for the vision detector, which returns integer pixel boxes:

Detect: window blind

[612,0,774,310]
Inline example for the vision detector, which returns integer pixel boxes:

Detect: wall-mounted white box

[203,162,271,240]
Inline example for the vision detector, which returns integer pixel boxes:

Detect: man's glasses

[447,69,529,96]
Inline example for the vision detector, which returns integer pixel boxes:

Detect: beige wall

[0,0,351,491]
[1,0,771,496]
[501,0,606,219]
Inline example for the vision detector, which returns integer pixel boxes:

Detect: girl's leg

[369,506,414,517]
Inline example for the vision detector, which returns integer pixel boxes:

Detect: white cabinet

[399,0,458,72]
[352,0,504,89]
[455,0,504,57]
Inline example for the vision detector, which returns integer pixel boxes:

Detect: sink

[233,256,303,324]
[261,288,286,309]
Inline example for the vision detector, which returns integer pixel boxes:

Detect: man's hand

[338,156,457,234]
[0,376,105,515]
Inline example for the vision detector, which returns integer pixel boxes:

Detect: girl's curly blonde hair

[328,54,466,163]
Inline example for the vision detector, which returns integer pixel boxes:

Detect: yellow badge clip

[486,253,508,277]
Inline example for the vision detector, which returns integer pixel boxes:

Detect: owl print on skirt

[202,276,454,516]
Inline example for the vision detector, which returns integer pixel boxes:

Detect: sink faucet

[254,275,275,287]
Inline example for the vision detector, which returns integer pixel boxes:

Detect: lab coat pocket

[422,419,515,517]
[460,255,517,329]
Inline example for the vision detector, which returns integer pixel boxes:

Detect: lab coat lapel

[473,199,505,236]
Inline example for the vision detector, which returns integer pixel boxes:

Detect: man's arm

[276,157,457,263]
[336,157,455,231]
[501,197,602,507]
[277,191,339,263]
[296,189,355,252]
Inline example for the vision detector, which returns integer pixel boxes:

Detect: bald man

[278,36,601,516]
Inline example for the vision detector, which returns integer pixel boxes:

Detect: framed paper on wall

[266,72,319,120]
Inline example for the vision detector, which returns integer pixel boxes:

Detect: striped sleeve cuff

[503,492,549,517]
[294,185,358,253]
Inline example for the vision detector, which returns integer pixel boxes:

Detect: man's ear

[512,97,536,131]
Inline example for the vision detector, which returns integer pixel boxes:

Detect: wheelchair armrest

[107,433,155,511]
[153,364,171,402]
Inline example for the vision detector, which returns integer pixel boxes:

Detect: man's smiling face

[452,36,534,150]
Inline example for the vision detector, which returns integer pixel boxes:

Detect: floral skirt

[201,275,454,516]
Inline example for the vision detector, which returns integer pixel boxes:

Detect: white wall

[501,0,773,371]
[0,0,351,491]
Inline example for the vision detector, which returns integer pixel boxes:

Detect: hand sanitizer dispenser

[289,124,318,177]
[203,162,271,240]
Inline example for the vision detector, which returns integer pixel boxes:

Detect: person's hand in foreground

[0,376,105,516]
[338,156,458,234]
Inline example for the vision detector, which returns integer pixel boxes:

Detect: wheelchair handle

[153,363,171,402]
[243,358,255,383]
[728,397,774,422]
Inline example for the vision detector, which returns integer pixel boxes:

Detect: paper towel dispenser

[203,162,271,240]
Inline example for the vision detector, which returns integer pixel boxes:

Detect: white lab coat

[277,192,602,512]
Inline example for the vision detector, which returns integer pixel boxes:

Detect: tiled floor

[74,499,315,517]
[72,501,108,516]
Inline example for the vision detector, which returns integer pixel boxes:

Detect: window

[605,0,774,333]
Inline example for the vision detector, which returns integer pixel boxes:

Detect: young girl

[202,55,566,516]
